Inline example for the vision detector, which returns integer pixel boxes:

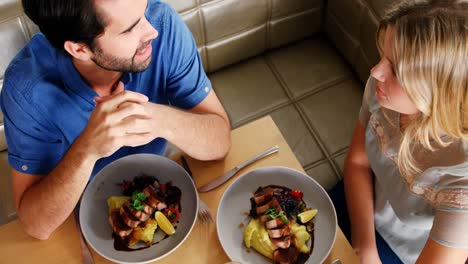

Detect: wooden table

[0,116,359,264]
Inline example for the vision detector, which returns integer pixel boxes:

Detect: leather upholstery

[164,0,323,72]
[0,0,390,224]
[325,0,394,82]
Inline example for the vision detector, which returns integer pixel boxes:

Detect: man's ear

[63,41,93,60]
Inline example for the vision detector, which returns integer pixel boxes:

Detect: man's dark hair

[22,0,107,51]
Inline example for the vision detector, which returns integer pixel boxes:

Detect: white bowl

[217,166,337,264]
[79,154,198,264]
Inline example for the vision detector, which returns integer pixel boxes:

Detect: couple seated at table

[1,0,467,264]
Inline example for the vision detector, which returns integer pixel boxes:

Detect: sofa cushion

[209,57,290,127]
[164,0,323,72]
[0,150,15,224]
[325,0,393,82]
[0,1,37,151]
[267,38,352,99]
[298,79,363,154]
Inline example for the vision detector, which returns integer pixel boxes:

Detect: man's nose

[147,27,158,41]
[143,21,159,43]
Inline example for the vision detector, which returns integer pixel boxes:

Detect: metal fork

[180,155,214,224]
[197,198,214,223]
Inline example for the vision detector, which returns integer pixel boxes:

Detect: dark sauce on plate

[112,224,179,252]
[249,185,316,264]
[112,175,182,252]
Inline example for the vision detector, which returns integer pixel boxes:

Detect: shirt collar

[58,53,97,105]
[58,52,133,104]
[121,71,133,85]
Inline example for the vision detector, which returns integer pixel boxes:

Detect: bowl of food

[79,154,198,264]
[217,166,337,264]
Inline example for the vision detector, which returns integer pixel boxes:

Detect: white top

[359,77,468,264]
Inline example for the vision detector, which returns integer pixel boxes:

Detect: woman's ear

[63,41,93,61]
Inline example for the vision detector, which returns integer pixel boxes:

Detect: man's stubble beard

[90,42,152,73]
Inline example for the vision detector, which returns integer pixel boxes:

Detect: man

[0,0,231,240]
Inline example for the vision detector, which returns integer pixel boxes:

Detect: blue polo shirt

[0,1,211,179]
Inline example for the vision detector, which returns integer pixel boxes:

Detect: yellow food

[155,211,176,235]
[244,219,275,259]
[244,219,312,258]
[107,196,130,213]
[290,222,311,254]
[244,219,256,248]
[131,219,158,246]
[297,209,318,224]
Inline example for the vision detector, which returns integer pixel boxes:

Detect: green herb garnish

[132,191,147,201]
[264,206,289,224]
[277,211,289,224]
[130,191,147,211]
[265,207,276,216]
[167,211,176,220]
[130,199,145,211]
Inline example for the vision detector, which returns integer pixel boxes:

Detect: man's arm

[12,90,152,240]
[12,144,97,240]
[146,89,231,161]
[416,238,468,264]
[344,121,381,264]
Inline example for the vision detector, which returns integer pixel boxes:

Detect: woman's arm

[344,121,381,263]
[417,238,468,264]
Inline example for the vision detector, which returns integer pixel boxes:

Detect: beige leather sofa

[0,0,391,224]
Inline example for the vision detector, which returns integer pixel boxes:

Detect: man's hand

[124,90,231,161]
[88,82,231,162]
[78,82,156,158]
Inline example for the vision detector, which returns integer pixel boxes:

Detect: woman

[342,1,468,263]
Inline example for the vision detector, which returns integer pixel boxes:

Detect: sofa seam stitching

[303,159,341,184]
[196,0,210,72]
[232,101,292,128]
[263,54,342,179]
[265,0,272,50]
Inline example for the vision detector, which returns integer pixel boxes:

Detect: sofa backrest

[0,0,38,152]
[324,0,395,83]
[163,0,324,73]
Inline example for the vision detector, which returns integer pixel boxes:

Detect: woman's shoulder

[414,144,468,210]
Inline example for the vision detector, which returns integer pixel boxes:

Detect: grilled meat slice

[249,185,313,263]
[271,236,292,249]
[260,206,281,221]
[142,201,155,216]
[120,205,141,228]
[109,210,133,237]
[143,186,167,210]
[256,197,280,215]
[265,217,287,229]
[268,225,291,239]
[253,187,274,205]
[155,201,167,211]
[273,247,299,264]
[125,201,150,222]
[259,214,271,223]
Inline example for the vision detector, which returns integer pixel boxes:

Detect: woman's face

[370,26,419,115]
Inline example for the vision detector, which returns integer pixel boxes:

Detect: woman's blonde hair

[377,0,468,176]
